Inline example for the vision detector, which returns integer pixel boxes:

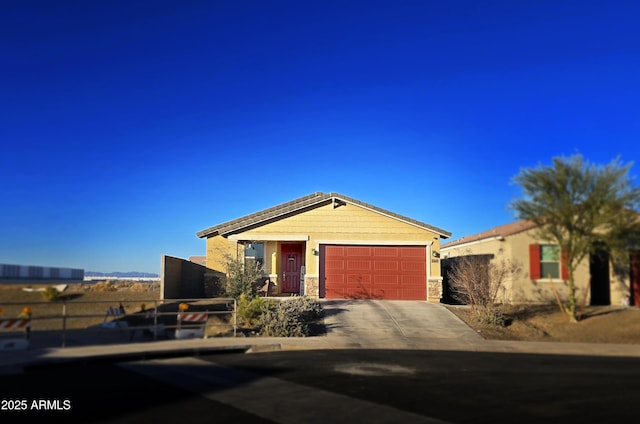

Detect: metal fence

[0,297,237,349]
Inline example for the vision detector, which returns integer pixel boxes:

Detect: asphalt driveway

[320,299,482,349]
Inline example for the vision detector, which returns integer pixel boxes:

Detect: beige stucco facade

[442,227,631,306]
[202,196,449,301]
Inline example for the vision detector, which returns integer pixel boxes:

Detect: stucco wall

[205,236,238,272]
[611,268,632,306]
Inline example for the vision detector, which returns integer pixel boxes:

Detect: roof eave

[196,192,332,238]
[441,220,538,249]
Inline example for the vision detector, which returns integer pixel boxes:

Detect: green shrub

[237,293,266,328]
[223,255,264,299]
[40,286,60,302]
[259,297,324,337]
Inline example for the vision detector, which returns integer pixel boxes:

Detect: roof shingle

[441,220,537,249]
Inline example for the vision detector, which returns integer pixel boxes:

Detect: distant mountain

[85,271,159,278]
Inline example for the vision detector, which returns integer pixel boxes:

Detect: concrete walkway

[322,299,482,348]
[2,300,640,374]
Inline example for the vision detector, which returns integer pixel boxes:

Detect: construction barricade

[175,303,208,339]
[0,311,31,351]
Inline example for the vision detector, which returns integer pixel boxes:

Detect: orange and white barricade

[0,318,31,351]
[101,304,127,329]
[175,311,208,339]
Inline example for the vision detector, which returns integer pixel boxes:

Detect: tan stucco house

[196,192,451,301]
[441,220,640,306]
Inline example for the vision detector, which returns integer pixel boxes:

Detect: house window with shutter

[540,245,560,279]
[529,244,568,280]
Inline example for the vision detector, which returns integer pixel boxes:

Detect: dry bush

[449,253,521,308]
[259,297,324,337]
[448,251,521,325]
[129,282,150,292]
[40,286,61,301]
[92,280,117,292]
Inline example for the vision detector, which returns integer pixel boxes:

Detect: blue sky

[1,0,639,274]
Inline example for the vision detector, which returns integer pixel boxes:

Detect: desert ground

[446,303,640,344]
[2,282,640,344]
[0,281,161,331]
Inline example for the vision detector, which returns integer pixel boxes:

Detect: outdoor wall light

[311,248,319,255]
[432,251,440,258]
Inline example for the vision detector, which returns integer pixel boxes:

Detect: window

[529,243,567,280]
[244,242,264,269]
[539,244,560,279]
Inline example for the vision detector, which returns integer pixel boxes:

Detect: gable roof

[441,220,537,249]
[196,192,451,239]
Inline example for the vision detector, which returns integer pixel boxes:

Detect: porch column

[268,250,278,294]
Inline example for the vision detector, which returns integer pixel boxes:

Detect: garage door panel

[346,246,372,256]
[371,289,392,299]
[401,247,426,257]
[346,260,371,271]
[345,288,372,298]
[374,247,399,257]
[326,287,345,298]
[326,246,346,256]
[323,244,426,300]
[401,275,426,285]
[401,261,426,272]
[328,274,345,284]
[375,261,399,271]
[373,274,399,285]
[401,288,426,299]
[346,274,371,285]
[326,259,345,270]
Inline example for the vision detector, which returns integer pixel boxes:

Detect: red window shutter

[561,250,569,280]
[529,244,541,280]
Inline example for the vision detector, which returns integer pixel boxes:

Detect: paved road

[3,349,640,423]
[3,300,640,423]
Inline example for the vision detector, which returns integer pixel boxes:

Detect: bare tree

[448,251,521,324]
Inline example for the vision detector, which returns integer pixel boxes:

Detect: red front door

[631,252,640,306]
[281,243,304,293]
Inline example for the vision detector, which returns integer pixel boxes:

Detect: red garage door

[321,245,427,300]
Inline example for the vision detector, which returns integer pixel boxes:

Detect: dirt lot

[0,282,240,346]
[0,282,161,331]
[446,303,640,344]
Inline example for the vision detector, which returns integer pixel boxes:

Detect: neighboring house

[196,192,451,301]
[441,220,640,306]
